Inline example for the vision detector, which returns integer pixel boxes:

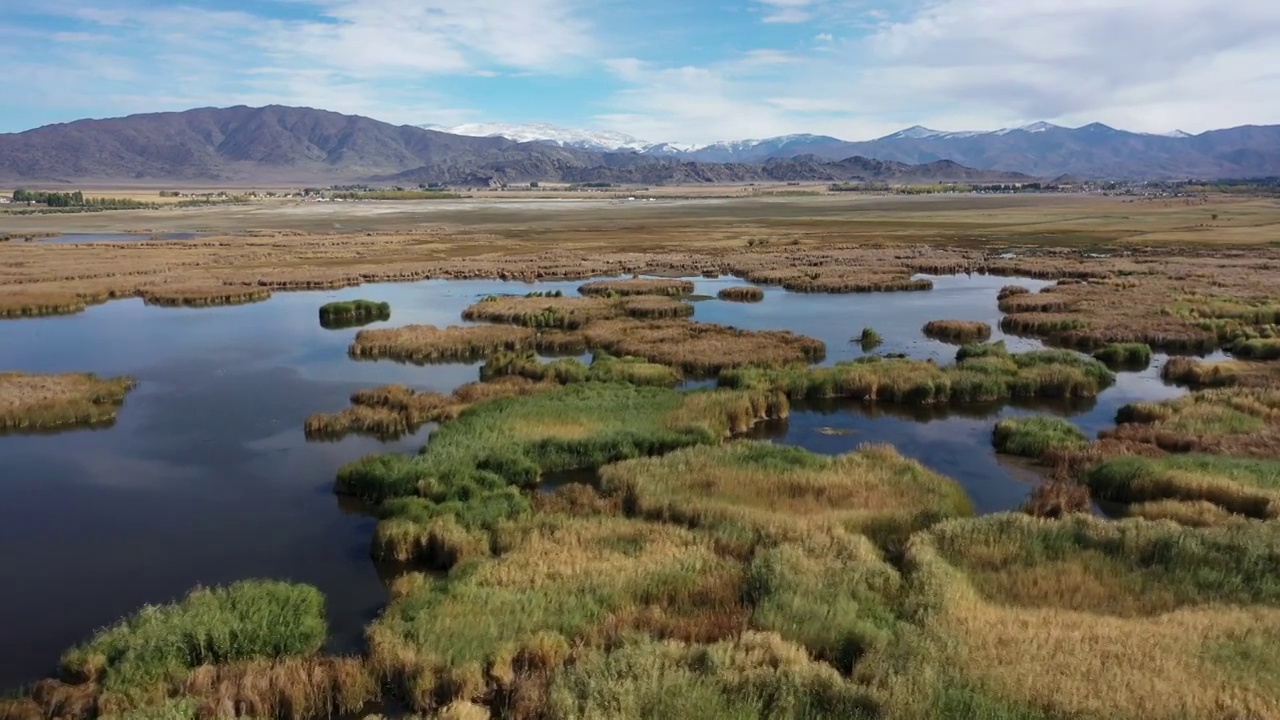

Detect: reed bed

[716,286,765,302]
[921,320,992,344]
[336,382,786,506]
[991,416,1088,460]
[1086,454,1280,520]
[367,516,749,711]
[1231,337,1280,360]
[318,299,390,328]
[999,312,1087,336]
[1021,477,1092,518]
[580,319,826,376]
[348,324,584,364]
[59,581,327,711]
[996,285,1029,301]
[620,296,695,320]
[0,291,90,318]
[996,293,1077,314]
[578,278,695,297]
[720,350,1115,405]
[891,514,1280,719]
[0,372,135,432]
[1091,342,1153,369]
[600,442,973,542]
[1162,356,1280,388]
[1105,387,1280,457]
[353,383,787,565]
[306,377,557,441]
[461,295,624,330]
[137,284,272,308]
[481,352,682,388]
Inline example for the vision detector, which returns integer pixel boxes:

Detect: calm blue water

[0,274,1181,690]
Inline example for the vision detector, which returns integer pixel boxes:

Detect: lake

[0,273,1185,691]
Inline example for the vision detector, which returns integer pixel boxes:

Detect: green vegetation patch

[1087,454,1280,520]
[926,513,1280,616]
[339,383,786,562]
[546,633,878,720]
[61,581,326,703]
[481,351,680,387]
[720,350,1114,405]
[991,416,1088,459]
[1091,342,1153,369]
[601,442,973,543]
[318,299,391,328]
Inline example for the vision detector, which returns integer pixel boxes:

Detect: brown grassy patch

[921,319,992,344]
[578,278,694,296]
[600,441,973,542]
[1020,477,1091,518]
[347,324,583,364]
[717,286,765,302]
[1162,356,1280,388]
[138,284,272,307]
[0,372,135,431]
[461,295,624,329]
[1104,387,1280,457]
[581,318,825,375]
[620,296,695,319]
[180,656,376,720]
[306,377,558,441]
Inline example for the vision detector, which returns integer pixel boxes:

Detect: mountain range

[440,121,1280,179]
[1,105,1277,185]
[0,106,1028,186]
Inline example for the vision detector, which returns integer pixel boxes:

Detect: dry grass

[1162,356,1280,388]
[347,324,584,364]
[738,267,932,294]
[599,441,973,542]
[580,319,825,376]
[137,284,271,307]
[716,286,765,302]
[884,514,1280,719]
[0,372,135,431]
[461,294,693,329]
[921,319,992,344]
[1104,387,1280,457]
[577,278,694,297]
[306,377,557,441]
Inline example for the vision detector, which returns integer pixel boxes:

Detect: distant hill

[0,106,1029,186]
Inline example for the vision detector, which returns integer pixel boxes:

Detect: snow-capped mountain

[418,119,1279,179]
[426,122,653,152]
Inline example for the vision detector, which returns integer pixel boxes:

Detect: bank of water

[0,273,1182,690]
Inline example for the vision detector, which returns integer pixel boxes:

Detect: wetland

[2,193,1279,719]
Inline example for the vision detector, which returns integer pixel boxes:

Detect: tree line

[11,189,153,208]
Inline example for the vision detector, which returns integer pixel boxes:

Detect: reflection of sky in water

[0,273,1182,691]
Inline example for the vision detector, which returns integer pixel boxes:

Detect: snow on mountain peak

[429,122,653,152]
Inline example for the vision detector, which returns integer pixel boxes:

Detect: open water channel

[0,273,1188,690]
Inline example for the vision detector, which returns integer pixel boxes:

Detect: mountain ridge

[440,120,1280,179]
[3,106,1278,184]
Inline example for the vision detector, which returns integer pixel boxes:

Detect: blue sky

[3,0,1278,143]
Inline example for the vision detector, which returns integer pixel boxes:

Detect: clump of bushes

[60,581,327,705]
[717,286,765,303]
[858,327,883,351]
[1092,342,1153,369]
[923,320,992,344]
[991,416,1089,459]
[318,299,391,328]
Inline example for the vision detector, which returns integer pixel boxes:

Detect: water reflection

[0,272,1181,691]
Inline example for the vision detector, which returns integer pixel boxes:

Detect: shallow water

[0,273,1181,690]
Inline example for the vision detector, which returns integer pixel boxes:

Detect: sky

[2,0,1279,144]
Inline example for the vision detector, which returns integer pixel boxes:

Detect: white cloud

[599,0,1280,143]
